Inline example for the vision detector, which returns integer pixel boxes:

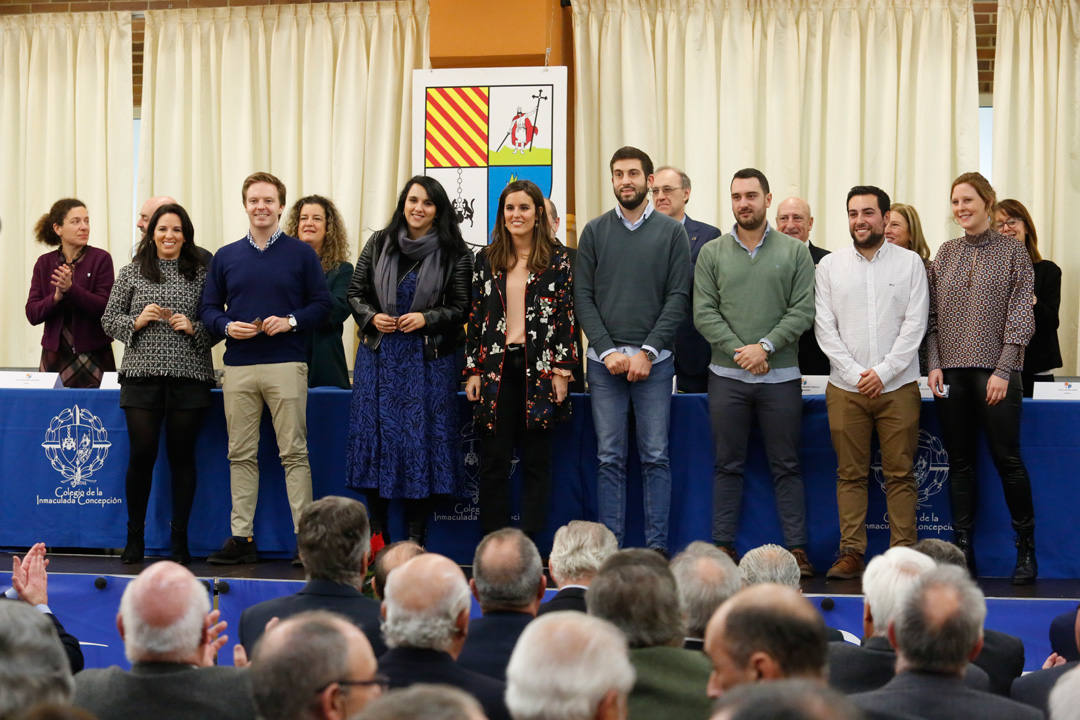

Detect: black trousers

[935,369,1034,534]
[123,406,204,533]
[479,346,552,534]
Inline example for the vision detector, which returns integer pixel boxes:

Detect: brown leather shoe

[825,549,865,580]
[791,547,815,578]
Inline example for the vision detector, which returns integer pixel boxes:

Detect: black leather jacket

[346,231,472,360]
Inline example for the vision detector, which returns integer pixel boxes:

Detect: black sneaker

[207,536,258,565]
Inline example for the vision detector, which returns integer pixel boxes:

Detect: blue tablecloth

[2,388,1078,577]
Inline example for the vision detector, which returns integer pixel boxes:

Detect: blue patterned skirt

[345,273,462,499]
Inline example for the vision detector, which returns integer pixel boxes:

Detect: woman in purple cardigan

[25,198,115,387]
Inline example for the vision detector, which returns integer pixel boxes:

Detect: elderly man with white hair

[669,541,741,650]
[377,553,510,720]
[0,601,75,719]
[828,547,989,694]
[538,520,618,616]
[506,611,635,720]
[73,561,254,720]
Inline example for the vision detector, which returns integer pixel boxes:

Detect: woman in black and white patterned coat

[102,203,215,565]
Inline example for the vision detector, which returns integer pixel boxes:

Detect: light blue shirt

[708,222,800,384]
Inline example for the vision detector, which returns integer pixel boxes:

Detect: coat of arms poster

[411,66,568,250]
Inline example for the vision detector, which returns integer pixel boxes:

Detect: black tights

[123,406,204,534]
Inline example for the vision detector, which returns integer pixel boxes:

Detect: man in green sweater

[693,168,816,575]
[574,146,690,555]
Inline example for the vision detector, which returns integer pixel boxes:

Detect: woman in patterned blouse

[102,203,215,565]
[926,172,1037,584]
[464,180,578,536]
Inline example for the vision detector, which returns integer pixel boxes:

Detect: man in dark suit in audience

[828,546,990,694]
[73,561,254,720]
[4,542,83,673]
[669,541,741,651]
[239,495,385,657]
[650,165,721,393]
[458,529,546,681]
[377,553,510,720]
[913,538,1025,695]
[0,601,74,719]
[249,610,383,720]
[1011,593,1079,715]
[505,611,634,720]
[538,520,618,616]
[775,196,830,377]
[371,540,424,601]
[588,549,713,720]
[851,566,1041,720]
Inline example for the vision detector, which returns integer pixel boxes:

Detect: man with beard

[814,186,928,579]
[575,146,690,555]
[693,168,815,574]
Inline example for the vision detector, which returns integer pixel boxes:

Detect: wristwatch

[288,314,298,331]
[759,342,771,355]
[643,348,658,362]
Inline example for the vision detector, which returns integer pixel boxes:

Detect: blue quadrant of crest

[486,166,553,240]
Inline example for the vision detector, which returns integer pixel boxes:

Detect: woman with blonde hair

[884,203,931,263]
[926,172,1036,584]
[993,198,1061,397]
[285,194,352,388]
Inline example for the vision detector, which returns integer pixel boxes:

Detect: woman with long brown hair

[25,198,115,387]
[993,198,1061,397]
[464,179,578,535]
[926,172,1037,583]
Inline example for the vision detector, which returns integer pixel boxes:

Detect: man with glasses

[651,166,722,393]
[250,610,385,720]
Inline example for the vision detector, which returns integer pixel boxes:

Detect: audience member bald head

[548,521,617,589]
[587,548,684,649]
[710,679,861,720]
[704,584,827,697]
[355,684,486,720]
[738,544,801,588]
[651,166,693,221]
[506,611,634,720]
[251,610,381,720]
[373,541,424,600]
[470,528,545,615]
[0,602,74,719]
[861,546,936,638]
[891,565,986,676]
[670,541,742,640]
[137,195,179,235]
[117,560,210,665]
[382,554,471,658]
[775,197,814,244]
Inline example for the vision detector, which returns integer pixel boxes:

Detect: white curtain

[0,12,133,368]
[992,0,1080,374]
[140,1,428,252]
[571,0,980,255]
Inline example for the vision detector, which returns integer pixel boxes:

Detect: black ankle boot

[954,530,977,577]
[1012,532,1037,585]
[169,524,191,565]
[121,525,144,564]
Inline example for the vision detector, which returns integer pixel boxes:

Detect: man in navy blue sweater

[200,171,331,564]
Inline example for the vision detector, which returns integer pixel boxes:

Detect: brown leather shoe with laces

[825,549,865,580]
[791,547,815,578]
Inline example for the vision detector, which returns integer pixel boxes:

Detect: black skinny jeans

[479,346,552,535]
[935,368,1034,535]
[123,406,204,533]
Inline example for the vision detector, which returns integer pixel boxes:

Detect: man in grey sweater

[574,145,690,555]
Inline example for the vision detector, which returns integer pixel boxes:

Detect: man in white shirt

[814,186,928,579]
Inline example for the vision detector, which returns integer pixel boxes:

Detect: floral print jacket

[465,244,578,433]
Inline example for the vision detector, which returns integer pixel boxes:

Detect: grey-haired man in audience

[539,520,618,616]
[669,541,741,650]
[0,601,74,719]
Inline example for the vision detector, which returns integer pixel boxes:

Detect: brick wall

[974,0,997,96]
[0,0,364,108]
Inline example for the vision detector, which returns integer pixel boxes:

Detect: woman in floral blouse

[465,179,578,536]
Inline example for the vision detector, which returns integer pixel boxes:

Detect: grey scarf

[374,227,444,316]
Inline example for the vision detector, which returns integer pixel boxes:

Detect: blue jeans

[588,356,674,550]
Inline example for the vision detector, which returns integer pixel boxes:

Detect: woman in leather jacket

[345,175,471,544]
